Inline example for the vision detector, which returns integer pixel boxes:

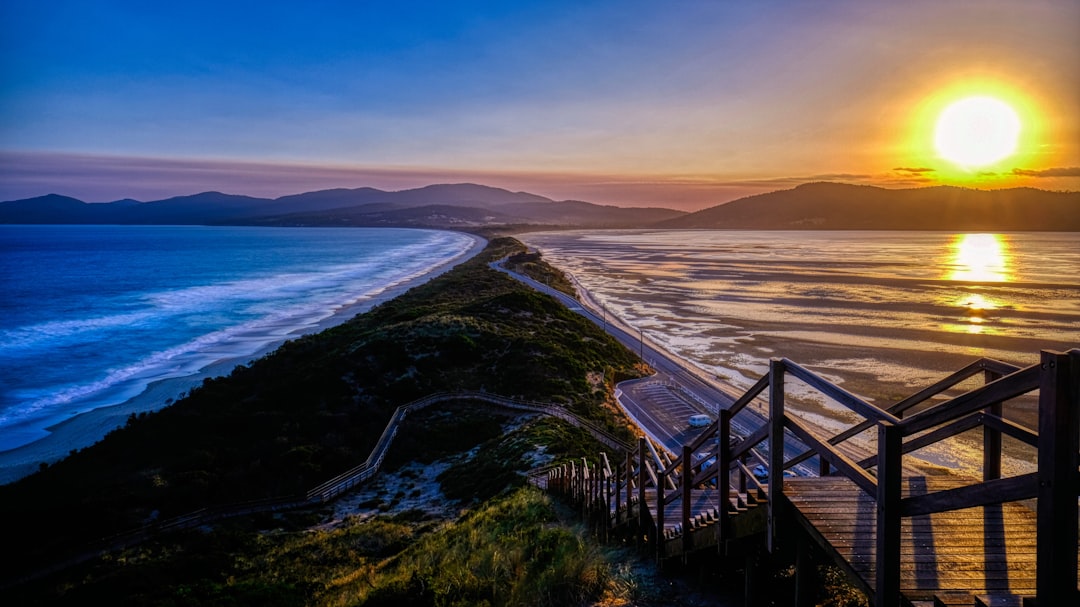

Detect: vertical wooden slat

[656,464,665,558]
[638,438,647,540]
[983,369,1003,481]
[682,444,693,556]
[718,408,732,545]
[739,452,748,495]
[768,358,784,553]
[1036,350,1079,604]
[603,454,611,541]
[875,421,901,607]
[615,452,622,527]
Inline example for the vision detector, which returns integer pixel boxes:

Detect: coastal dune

[0,232,485,485]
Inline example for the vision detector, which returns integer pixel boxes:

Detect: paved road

[493,261,783,459]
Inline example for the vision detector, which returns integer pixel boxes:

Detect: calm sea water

[0,226,476,451]
[522,230,1080,473]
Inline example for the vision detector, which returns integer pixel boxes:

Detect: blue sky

[2,1,1078,207]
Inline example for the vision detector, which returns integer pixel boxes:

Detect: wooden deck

[547,350,1079,606]
[782,476,1075,601]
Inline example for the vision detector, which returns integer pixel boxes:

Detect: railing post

[739,452,748,495]
[718,408,732,545]
[615,453,622,527]
[626,450,634,526]
[638,438,648,539]
[603,456,611,541]
[875,421,902,607]
[581,458,590,519]
[1036,350,1079,604]
[682,444,693,556]
[768,358,785,553]
[570,460,577,504]
[656,463,666,558]
[983,369,1003,481]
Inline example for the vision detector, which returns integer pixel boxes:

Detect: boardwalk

[546,349,1080,606]
[783,476,1074,602]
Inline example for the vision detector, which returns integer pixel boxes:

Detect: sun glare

[934,96,1021,168]
[947,233,1011,283]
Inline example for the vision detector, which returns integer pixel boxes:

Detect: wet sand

[522,229,1080,478]
[0,234,485,485]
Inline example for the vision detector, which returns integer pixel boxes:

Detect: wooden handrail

[782,358,902,425]
[899,364,1040,434]
[785,417,877,496]
[900,473,1039,517]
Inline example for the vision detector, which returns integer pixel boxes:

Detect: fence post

[581,458,590,519]
[638,438,648,540]
[1036,350,1079,604]
[626,450,634,527]
[656,463,666,560]
[983,369,1003,481]
[875,421,902,607]
[603,455,611,541]
[615,454,622,527]
[718,408,732,545]
[682,444,693,556]
[767,358,784,553]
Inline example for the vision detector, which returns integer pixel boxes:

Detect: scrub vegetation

[0,237,646,605]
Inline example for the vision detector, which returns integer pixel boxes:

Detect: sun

[934,96,1021,168]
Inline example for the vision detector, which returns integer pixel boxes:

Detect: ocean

[0,225,477,452]
[521,230,1080,475]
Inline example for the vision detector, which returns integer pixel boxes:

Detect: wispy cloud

[892,167,935,174]
[1011,167,1080,178]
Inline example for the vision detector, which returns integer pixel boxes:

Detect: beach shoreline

[0,232,486,485]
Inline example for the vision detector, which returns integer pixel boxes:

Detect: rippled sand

[522,229,1080,476]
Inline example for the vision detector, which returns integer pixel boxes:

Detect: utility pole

[639,327,643,360]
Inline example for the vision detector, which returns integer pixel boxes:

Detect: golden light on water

[944,234,1012,334]
[947,233,1011,282]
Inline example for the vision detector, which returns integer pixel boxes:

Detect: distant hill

[655,182,1080,231]
[6,181,1077,231]
[0,183,685,229]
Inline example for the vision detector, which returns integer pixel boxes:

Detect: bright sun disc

[934,96,1021,168]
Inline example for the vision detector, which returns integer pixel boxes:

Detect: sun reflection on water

[947,233,1011,282]
[945,234,1012,334]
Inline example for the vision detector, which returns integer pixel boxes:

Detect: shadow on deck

[545,349,1080,607]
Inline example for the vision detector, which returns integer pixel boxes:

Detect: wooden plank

[780,474,1059,606]
[900,474,1038,516]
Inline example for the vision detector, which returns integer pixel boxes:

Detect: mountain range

[2,182,1078,231]
[0,184,684,229]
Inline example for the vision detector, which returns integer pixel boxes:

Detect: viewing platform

[545,349,1080,606]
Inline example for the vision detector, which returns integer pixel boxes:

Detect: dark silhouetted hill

[655,182,1080,231]
[1,183,685,228]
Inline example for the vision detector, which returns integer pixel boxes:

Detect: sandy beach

[0,233,485,485]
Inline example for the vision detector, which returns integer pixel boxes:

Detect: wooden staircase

[545,349,1079,606]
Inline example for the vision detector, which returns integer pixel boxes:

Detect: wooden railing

[549,349,1079,606]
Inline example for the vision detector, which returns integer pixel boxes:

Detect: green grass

[349,487,614,607]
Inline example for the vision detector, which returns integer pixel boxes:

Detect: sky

[2,0,1078,210]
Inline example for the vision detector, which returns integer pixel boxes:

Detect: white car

[688,414,713,428]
